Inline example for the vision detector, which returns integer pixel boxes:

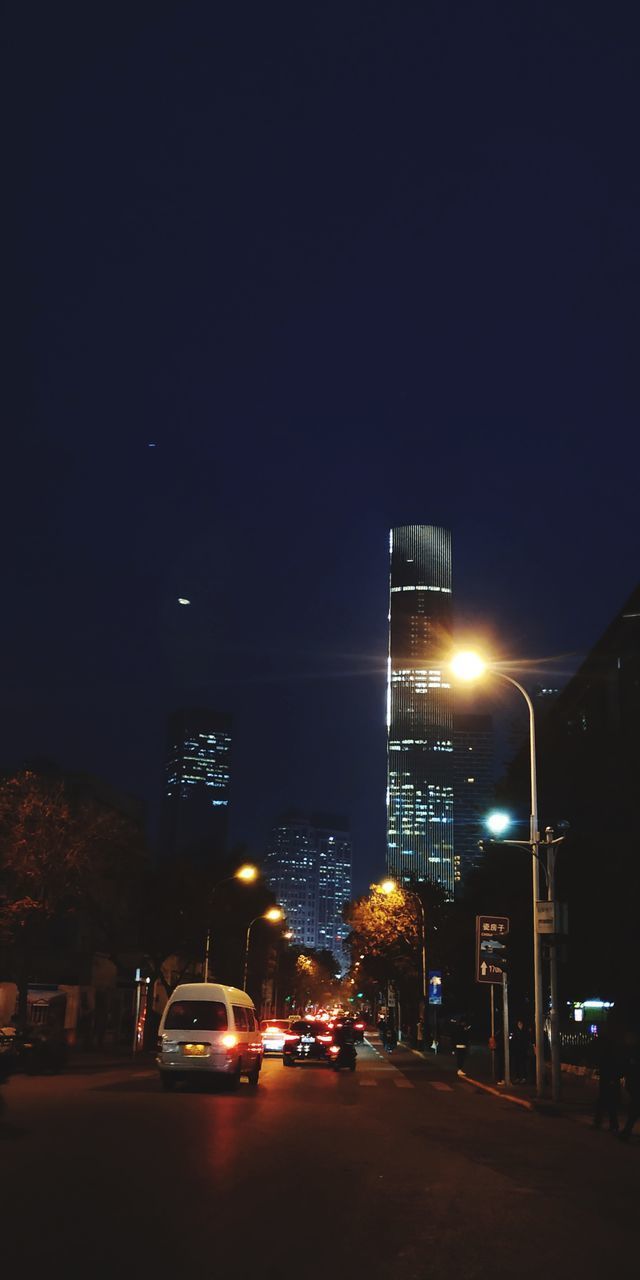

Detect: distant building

[453,713,494,885]
[265,812,352,969]
[161,709,231,864]
[386,525,455,895]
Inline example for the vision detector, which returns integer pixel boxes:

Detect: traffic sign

[476,914,510,984]
[428,971,442,1005]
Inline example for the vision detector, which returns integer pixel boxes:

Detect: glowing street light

[379,879,397,895]
[243,908,285,989]
[485,810,512,837]
[203,863,260,982]
[236,864,258,883]
[450,650,486,681]
[450,648,545,1097]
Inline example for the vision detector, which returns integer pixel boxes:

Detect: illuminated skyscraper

[386,526,454,894]
[265,812,352,970]
[161,709,231,864]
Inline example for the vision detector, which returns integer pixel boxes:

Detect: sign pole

[489,985,496,1081]
[502,969,511,1087]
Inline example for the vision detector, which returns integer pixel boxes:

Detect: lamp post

[451,652,545,1098]
[203,863,258,983]
[243,908,284,991]
[377,879,427,1048]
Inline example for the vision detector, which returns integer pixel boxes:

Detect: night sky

[5,2,639,892]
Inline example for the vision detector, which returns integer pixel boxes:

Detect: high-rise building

[265,812,352,969]
[314,814,352,963]
[453,713,494,886]
[386,525,454,894]
[161,709,231,864]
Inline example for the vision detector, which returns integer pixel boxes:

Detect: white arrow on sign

[480,961,488,976]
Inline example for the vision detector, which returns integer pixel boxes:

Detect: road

[1,1037,637,1279]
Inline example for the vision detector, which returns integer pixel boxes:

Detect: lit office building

[453,713,494,885]
[162,709,231,864]
[315,816,352,966]
[265,813,352,969]
[386,525,455,894]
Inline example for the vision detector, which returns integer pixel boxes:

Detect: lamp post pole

[243,919,255,991]
[493,671,544,1099]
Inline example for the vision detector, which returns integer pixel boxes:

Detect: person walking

[511,1019,531,1084]
[454,1018,470,1076]
[593,1023,622,1132]
[619,1040,640,1141]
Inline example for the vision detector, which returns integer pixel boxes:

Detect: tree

[0,770,143,1027]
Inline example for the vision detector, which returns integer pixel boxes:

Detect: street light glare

[236,864,258,882]
[265,907,284,922]
[486,810,511,836]
[451,650,486,681]
[380,879,397,895]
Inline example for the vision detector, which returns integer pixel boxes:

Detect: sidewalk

[411,1039,601,1122]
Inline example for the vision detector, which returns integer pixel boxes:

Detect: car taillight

[329,1045,340,1055]
[355,1023,364,1030]
[284,1033,299,1042]
[222,1033,238,1049]
[317,1034,332,1043]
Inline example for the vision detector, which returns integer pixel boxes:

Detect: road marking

[394,1078,414,1089]
[431,1082,453,1092]
[359,1078,378,1086]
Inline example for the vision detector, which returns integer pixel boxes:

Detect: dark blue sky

[5,2,639,891]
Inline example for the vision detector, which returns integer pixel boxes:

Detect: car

[282,1018,335,1066]
[260,1019,292,1054]
[157,982,263,1090]
[332,1016,366,1043]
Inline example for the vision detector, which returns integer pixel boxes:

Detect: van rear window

[165,1001,228,1031]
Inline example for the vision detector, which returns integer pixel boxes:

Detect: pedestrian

[511,1019,530,1084]
[619,1040,640,1142]
[378,1017,389,1049]
[593,1023,622,1132]
[454,1018,470,1076]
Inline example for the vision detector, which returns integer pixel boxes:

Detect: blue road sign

[428,971,442,1005]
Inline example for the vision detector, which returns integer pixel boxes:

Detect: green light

[357,992,364,998]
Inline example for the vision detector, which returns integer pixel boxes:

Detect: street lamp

[203,864,258,983]
[451,650,545,1097]
[243,908,284,990]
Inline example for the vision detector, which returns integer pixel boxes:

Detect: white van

[156,983,263,1091]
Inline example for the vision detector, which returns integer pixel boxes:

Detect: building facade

[453,712,494,886]
[386,525,455,894]
[265,812,352,969]
[161,708,231,864]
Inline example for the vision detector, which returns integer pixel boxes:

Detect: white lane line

[431,1082,453,1092]
[394,1078,414,1089]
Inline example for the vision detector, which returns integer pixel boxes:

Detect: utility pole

[545,826,562,1104]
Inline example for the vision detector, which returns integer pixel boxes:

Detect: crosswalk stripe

[394,1078,414,1089]
[431,1082,453,1091]
[359,1078,377,1086]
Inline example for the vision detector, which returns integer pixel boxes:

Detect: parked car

[157,983,262,1091]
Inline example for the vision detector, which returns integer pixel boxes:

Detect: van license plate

[182,1043,208,1056]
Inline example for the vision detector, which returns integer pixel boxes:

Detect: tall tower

[161,709,232,865]
[386,526,454,894]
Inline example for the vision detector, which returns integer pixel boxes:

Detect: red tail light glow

[283,1033,299,1042]
[317,1034,332,1043]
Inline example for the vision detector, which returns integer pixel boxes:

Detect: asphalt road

[1,1038,637,1279]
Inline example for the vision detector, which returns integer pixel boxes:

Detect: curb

[459,1074,534,1111]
